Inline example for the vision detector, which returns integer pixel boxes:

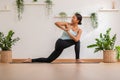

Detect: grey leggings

[32,39,80,63]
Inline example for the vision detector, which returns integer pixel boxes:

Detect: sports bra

[60,29,77,40]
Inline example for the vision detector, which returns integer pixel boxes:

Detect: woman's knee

[55,39,65,50]
[75,40,80,45]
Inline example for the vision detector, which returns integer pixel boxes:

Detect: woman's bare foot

[76,59,85,63]
[76,59,80,63]
[80,60,85,63]
[23,58,32,63]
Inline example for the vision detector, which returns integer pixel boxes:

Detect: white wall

[0,0,120,59]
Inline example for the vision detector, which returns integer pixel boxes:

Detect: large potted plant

[115,46,120,60]
[0,30,20,63]
[87,28,117,63]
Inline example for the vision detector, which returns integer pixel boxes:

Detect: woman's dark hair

[75,13,82,25]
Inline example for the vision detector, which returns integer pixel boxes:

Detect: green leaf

[100,33,103,39]
[106,28,111,35]
[94,48,102,53]
[87,44,97,48]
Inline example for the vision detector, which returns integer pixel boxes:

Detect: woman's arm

[55,22,70,31]
[66,29,82,42]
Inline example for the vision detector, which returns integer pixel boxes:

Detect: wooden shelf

[54,16,90,18]
[24,3,46,5]
[83,16,90,18]
[24,3,54,6]
[0,9,10,12]
[54,16,71,18]
[99,9,120,12]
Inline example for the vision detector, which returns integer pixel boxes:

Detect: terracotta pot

[0,51,12,63]
[103,50,117,63]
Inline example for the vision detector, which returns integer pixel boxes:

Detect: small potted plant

[33,0,38,2]
[59,12,68,22]
[0,30,20,63]
[87,28,117,63]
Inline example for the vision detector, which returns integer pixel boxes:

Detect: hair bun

[75,13,82,25]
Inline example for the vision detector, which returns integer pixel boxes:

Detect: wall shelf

[24,3,46,5]
[99,9,120,12]
[83,16,90,18]
[54,16,90,18]
[24,3,54,6]
[0,9,10,12]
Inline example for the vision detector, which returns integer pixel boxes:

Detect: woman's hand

[64,23,71,31]
[66,29,82,42]
[55,22,71,31]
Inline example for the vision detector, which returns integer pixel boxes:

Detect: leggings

[32,39,80,63]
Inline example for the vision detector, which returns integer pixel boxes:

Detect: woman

[24,13,82,63]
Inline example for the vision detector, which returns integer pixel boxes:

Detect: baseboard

[12,59,103,63]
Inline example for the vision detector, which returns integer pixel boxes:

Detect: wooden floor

[0,62,120,80]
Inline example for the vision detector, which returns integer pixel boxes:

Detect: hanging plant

[90,13,98,28]
[16,0,24,20]
[33,0,38,2]
[59,12,68,22]
[45,0,53,15]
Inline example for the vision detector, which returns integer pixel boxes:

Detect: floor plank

[0,63,120,80]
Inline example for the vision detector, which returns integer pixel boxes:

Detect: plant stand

[0,51,12,63]
[103,50,117,63]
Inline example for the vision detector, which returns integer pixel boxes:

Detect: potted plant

[16,0,24,20]
[0,30,20,63]
[59,12,68,22]
[87,28,117,63]
[33,0,38,2]
[115,46,120,60]
[90,13,98,28]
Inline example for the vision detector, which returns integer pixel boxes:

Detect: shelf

[24,3,54,6]
[54,16,90,18]
[99,9,120,12]
[54,16,71,18]
[0,9,10,12]
[83,16,90,18]
[24,3,46,5]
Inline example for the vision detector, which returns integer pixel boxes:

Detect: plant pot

[0,51,12,63]
[103,50,117,63]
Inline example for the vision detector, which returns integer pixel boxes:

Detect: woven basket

[103,50,117,63]
[0,51,12,63]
